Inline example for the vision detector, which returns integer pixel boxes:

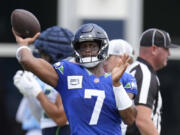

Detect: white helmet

[108,39,134,57]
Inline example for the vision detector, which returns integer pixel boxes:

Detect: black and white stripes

[126,57,162,134]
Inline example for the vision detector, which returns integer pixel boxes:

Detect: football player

[14,26,73,135]
[104,39,137,135]
[13,23,137,135]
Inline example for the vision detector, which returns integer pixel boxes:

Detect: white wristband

[16,46,31,62]
[113,85,132,110]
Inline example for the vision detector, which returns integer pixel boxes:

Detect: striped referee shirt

[126,57,162,135]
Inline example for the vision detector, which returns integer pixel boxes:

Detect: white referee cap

[108,39,134,57]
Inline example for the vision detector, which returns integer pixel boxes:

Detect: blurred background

[0,0,180,135]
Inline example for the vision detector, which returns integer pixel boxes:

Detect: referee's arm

[133,67,159,135]
[135,105,159,135]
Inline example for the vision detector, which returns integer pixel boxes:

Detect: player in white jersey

[12,23,137,135]
[14,26,73,135]
[16,97,42,135]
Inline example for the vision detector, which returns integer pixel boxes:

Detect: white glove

[13,70,42,97]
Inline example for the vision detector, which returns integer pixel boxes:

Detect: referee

[126,28,178,135]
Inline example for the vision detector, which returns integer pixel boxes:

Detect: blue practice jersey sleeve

[120,72,138,96]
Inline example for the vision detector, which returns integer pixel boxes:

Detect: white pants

[121,122,127,135]
[26,129,42,135]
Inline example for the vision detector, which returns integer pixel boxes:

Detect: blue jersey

[53,60,137,135]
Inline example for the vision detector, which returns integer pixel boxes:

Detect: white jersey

[35,77,58,129]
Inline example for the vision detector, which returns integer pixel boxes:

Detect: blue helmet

[34,26,74,63]
[72,23,109,68]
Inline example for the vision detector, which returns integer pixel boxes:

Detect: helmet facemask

[74,40,109,68]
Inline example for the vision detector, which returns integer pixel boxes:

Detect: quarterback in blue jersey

[53,59,137,134]
[12,23,137,135]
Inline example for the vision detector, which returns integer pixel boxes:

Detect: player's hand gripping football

[13,70,42,97]
[12,28,40,46]
[111,54,130,86]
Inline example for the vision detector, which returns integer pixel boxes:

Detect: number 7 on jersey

[84,89,105,125]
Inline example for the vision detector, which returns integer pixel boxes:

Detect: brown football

[11,9,41,38]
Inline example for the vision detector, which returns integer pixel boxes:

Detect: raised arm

[12,28,58,88]
[111,54,137,125]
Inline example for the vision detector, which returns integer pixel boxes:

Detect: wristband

[16,46,31,62]
[113,85,132,110]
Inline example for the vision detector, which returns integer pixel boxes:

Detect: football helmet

[34,26,74,63]
[72,23,109,68]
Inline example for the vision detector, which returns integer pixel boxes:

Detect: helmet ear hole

[75,57,80,63]
[97,55,103,60]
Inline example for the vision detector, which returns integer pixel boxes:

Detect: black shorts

[42,125,70,135]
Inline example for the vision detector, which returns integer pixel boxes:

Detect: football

[11,9,41,38]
